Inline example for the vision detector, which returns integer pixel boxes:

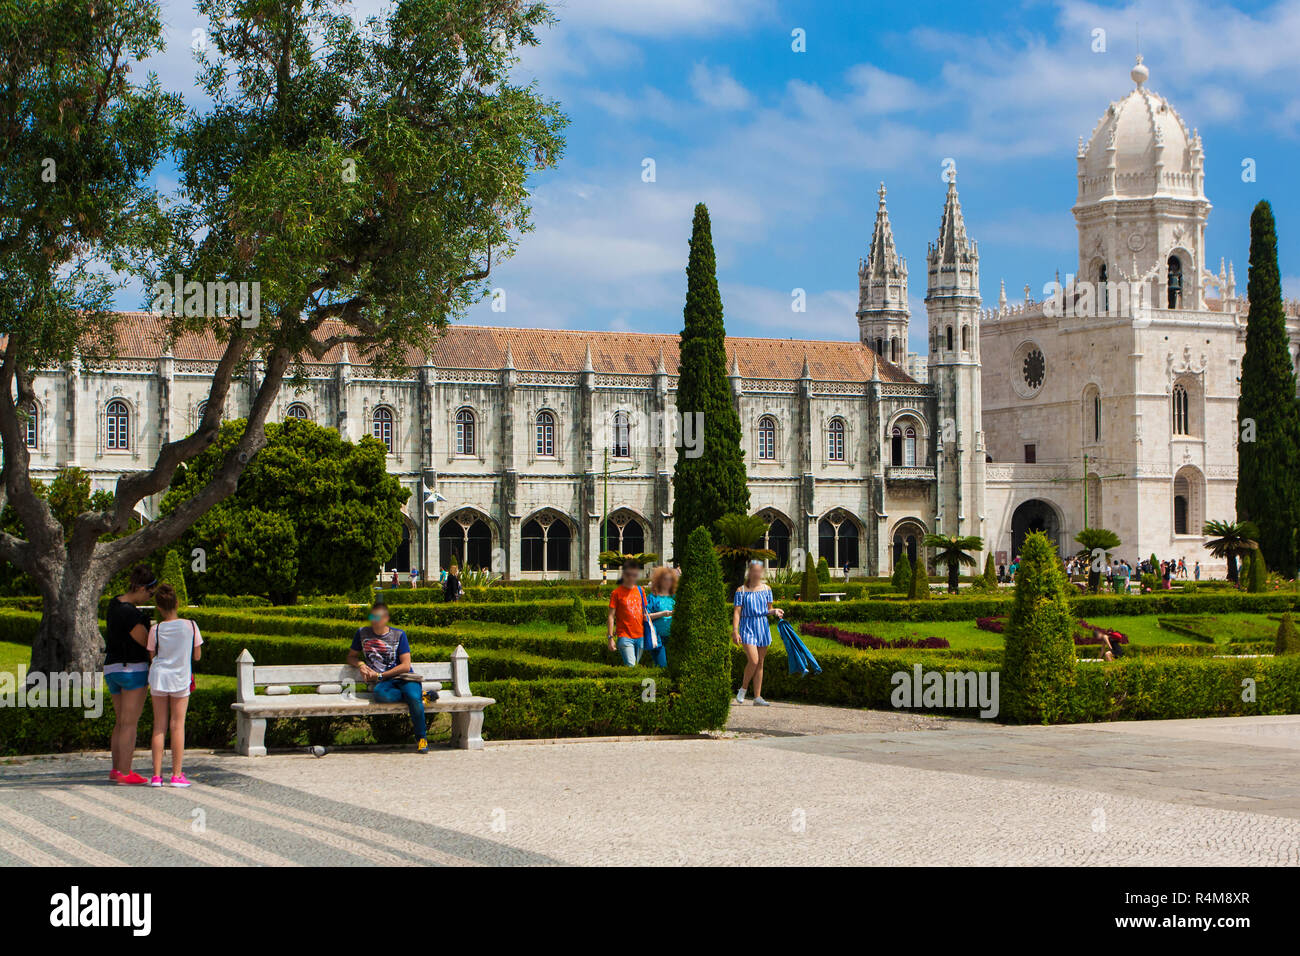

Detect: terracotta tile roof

[57,313,915,383]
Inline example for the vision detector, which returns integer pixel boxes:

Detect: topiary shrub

[160,549,189,607]
[667,526,732,731]
[1276,612,1300,654]
[907,559,929,600]
[800,558,820,602]
[891,553,912,594]
[566,593,586,634]
[1248,550,1268,593]
[816,556,831,584]
[1001,530,1077,724]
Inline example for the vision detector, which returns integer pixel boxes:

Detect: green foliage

[159,550,189,608]
[162,419,407,603]
[1001,531,1076,723]
[817,556,831,584]
[0,467,122,595]
[667,526,732,731]
[891,553,912,593]
[800,559,821,602]
[1248,549,1269,593]
[1202,520,1259,585]
[1276,613,1300,654]
[981,553,998,590]
[1238,200,1300,578]
[566,593,586,634]
[712,513,775,592]
[923,533,983,593]
[671,203,749,562]
[907,559,929,599]
[1074,526,1121,593]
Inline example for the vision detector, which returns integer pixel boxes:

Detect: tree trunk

[948,563,959,593]
[1088,570,1101,593]
[29,574,107,678]
[1227,555,1238,584]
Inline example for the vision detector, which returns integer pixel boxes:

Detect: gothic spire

[865,182,902,279]
[932,175,974,264]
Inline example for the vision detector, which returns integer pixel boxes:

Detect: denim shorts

[105,670,149,694]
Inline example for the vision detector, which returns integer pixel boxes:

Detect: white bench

[822,592,847,602]
[232,646,495,755]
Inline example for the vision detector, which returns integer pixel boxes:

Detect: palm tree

[713,513,776,593]
[922,534,983,593]
[1202,520,1259,585]
[1073,527,1122,593]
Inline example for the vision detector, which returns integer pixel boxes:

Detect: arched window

[961,325,970,352]
[521,513,571,573]
[1173,466,1204,536]
[1167,255,1184,309]
[889,337,899,362]
[439,511,492,570]
[1083,386,1101,443]
[455,408,476,455]
[23,402,37,449]
[286,403,310,421]
[611,410,631,458]
[1172,384,1189,436]
[946,325,954,351]
[535,410,555,457]
[827,418,846,462]
[602,512,645,556]
[875,337,884,357]
[890,424,917,466]
[372,406,394,453]
[758,512,792,567]
[818,511,860,570]
[106,400,130,450]
[1097,262,1109,314]
[757,415,776,461]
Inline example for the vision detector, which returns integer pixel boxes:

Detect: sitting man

[347,602,431,754]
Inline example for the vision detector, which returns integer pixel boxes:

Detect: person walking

[733,560,784,707]
[145,584,202,787]
[104,566,157,785]
[607,560,648,666]
[643,565,677,668]
[443,563,462,602]
[1194,560,1201,581]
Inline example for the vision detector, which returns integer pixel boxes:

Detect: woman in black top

[104,566,156,785]
[443,565,462,603]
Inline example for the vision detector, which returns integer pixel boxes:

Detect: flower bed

[975,616,1126,644]
[802,621,950,650]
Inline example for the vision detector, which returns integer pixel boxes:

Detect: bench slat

[252,662,453,685]
[233,694,496,717]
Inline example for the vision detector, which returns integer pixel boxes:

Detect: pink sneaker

[149,776,163,788]
[168,774,191,788]
[116,771,147,786]
[109,769,122,783]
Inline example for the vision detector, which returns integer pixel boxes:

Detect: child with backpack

[145,584,202,787]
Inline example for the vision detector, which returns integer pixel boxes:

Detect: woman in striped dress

[733,560,783,706]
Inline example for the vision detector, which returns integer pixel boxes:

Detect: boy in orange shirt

[607,560,648,666]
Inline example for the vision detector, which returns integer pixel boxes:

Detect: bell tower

[925,175,985,539]
[857,183,909,366]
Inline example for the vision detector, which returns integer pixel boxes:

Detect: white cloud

[690,63,754,111]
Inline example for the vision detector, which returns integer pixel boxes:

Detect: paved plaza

[3,706,1299,866]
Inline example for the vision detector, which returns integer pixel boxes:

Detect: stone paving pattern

[2,706,1298,865]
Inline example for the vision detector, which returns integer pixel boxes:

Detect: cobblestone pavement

[2,707,1299,866]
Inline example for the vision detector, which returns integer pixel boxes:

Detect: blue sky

[144,0,1300,353]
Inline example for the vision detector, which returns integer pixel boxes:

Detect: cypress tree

[891,553,912,593]
[1248,549,1268,593]
[800,559,820,602]
[160,549,189,608]
[1237,200,1300,577]
[672,204,749,563]
[908,558,929,599]
[1002,531,1077,724]
[667,526,732,730]
[566,593,586,634]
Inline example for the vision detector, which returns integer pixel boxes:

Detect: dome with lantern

[1077,56,1204,202]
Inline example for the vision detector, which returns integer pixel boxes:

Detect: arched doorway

[601,509,648,557]
[755,508,793,567]
[1010,499,1062,560]
[521,510,574,574]
[817,509,861,570]
[891,519,926,570]
[439,510,493,571]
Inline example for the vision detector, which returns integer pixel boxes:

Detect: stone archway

[1010,499,1063,561]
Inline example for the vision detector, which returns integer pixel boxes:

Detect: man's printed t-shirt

[351,626,411,673]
